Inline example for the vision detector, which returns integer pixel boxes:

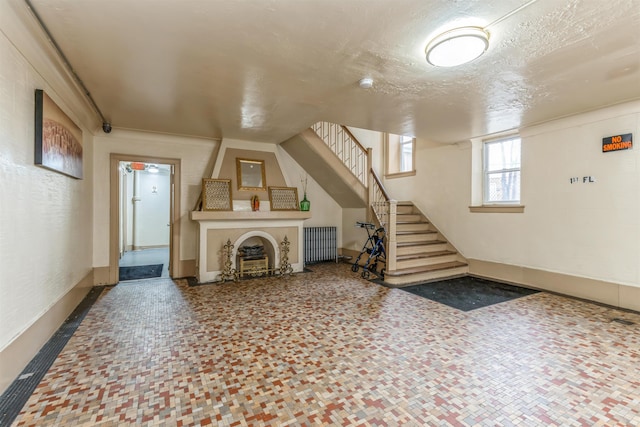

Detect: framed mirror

[236,158,266,191]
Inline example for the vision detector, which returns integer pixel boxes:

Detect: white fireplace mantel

[190,210,312,221]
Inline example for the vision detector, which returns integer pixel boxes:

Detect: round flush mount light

[425,26,489,67]
[358,77,374,89]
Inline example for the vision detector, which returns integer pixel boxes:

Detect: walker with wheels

[351,222,386,279]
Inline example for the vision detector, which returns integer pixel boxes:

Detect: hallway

[9,264,640,426]
[119,248,170,280]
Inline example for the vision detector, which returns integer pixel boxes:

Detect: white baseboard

[468,259,640,312]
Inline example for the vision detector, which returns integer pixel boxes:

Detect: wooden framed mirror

[236,158,266,191]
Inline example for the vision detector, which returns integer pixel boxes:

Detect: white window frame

[384,134,416,178]
[483,135,521,205]
[399,136,413,172]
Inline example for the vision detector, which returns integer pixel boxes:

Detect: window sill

[385,171,416,179]
[469,205,525,213]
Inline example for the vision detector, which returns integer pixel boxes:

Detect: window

[400,136,413,172]
[385,133,415,177]
[483,135,521,204]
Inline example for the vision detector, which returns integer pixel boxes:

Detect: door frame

[109,153,181,284]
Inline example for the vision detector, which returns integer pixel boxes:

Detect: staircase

[383,201,468,286]
[284,121,467,286]
[281,124,369,208]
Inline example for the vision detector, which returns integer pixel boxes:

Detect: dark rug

[119,264,163,281]
[400,276,540,311]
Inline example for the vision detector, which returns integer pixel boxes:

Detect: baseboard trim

[468,259,640,312]
[179,259,196,278]
[131,244,170,250]
[93,266,110,285]
[339,248,360,262]
[0,270,94,395]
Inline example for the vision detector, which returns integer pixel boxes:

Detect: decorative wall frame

[202,178,233,211]
[236,158,266,191]
[34,89,83,179]
[268,186,299,211]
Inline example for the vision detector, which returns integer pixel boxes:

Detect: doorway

[109,154,181,284]
[118,161,171,280]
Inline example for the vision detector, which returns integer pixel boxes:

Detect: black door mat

[119,264,163,281]
[400,276,540,312]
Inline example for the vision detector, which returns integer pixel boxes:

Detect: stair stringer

[383,201,469,287]
[281,129,367,208]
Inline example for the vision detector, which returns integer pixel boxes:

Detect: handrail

[368,167,397,273]
[311,122,368,186]
[340,125,368,154]
[369,168,391,229]
[370,168,391,202]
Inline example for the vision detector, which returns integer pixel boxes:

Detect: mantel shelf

[190,210,312,221]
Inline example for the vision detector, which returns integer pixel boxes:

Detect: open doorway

[109,154,181,284]
[118,161,171,281]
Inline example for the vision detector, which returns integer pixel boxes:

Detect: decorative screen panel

[268,186,299,211]
[202,179,233,211]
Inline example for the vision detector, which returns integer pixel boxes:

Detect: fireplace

[236,236,272,277]
[190,210,311,283]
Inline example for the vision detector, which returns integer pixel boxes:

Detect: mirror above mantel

[236,158,266,191]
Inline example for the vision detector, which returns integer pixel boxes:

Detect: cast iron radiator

[303,226,338,264]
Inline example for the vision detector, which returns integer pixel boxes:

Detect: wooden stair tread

[396,230,437,235]
[384,261,467,276]
[396,220,429,225]
[397,240,447,247]
[396,250,456,260]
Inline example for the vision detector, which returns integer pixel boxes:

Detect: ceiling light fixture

[425,26,489,67]
[358,77,374,89]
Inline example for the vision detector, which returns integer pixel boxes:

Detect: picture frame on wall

[34,89,83,179]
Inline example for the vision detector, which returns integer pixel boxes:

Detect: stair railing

[369,168,397,272]
[311,122,370,187]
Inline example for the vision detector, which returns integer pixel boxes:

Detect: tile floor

[119,248,170,279]
[10,263,640,426]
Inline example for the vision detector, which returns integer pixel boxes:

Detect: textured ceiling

[27,0,640,143]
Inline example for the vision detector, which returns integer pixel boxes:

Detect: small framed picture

[268,186,299,211]
[202,179,233,211]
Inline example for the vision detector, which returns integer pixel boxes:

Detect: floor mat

[119,264,163,281]
[400,276,540,311]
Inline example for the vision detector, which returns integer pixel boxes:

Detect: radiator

[304,227,338,264]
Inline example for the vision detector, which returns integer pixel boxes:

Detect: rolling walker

[351,222,386,279]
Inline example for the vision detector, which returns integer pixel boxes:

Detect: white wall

[125,170,134,248]
[346,126,384,173]
[93,130,219,268]
[124,169,171,249]
[384,101,640,288]
[277,146,343,247]
[137,169,170,247]
[0,3,94,360]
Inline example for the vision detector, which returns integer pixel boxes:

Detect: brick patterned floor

[11,263,640,426]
